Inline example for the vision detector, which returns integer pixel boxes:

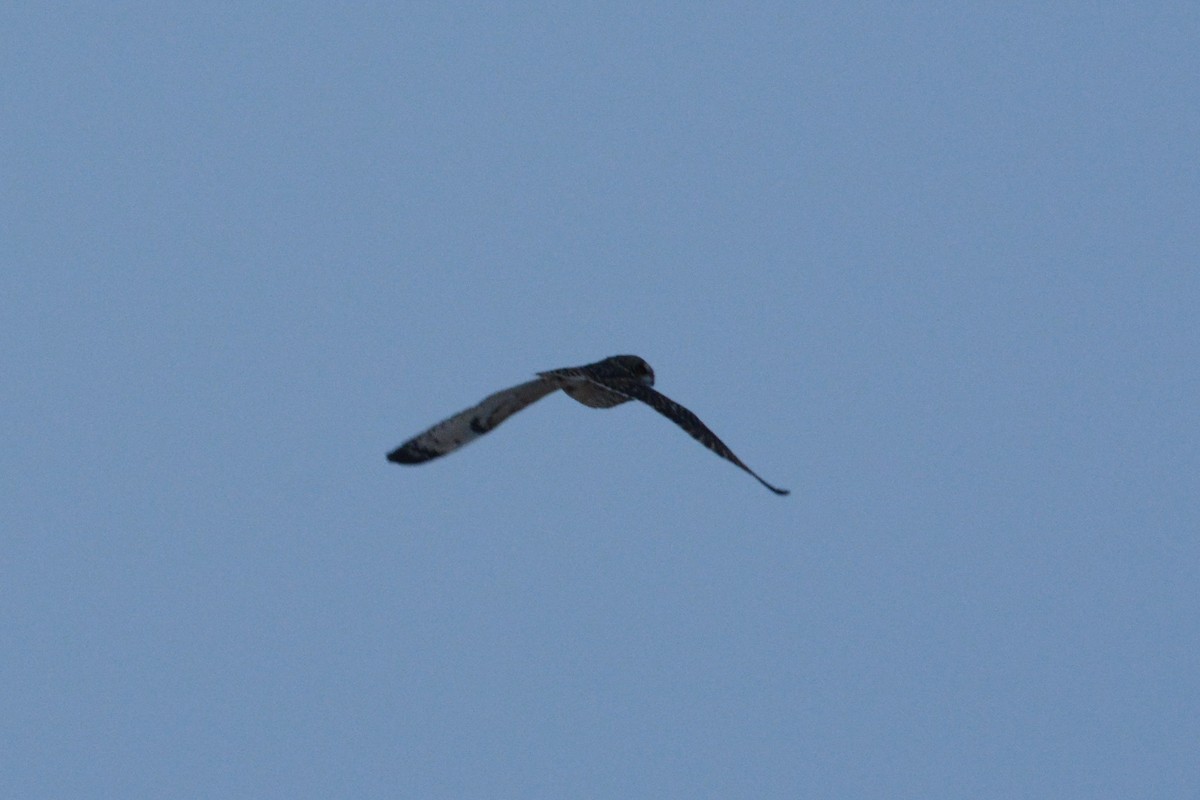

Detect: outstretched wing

[387,378,559,464]
[591,379,790,495]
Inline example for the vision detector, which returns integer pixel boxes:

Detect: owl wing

[591,378,790,495]
[387,377,560,464]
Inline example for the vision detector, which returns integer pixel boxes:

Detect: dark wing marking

[387,378,559,465]
[591,379,790,495]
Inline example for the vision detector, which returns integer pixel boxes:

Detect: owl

[388,355,788,495]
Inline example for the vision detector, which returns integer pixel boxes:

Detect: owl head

[605,355,655,386]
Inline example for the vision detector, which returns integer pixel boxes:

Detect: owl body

[538,354,654,409]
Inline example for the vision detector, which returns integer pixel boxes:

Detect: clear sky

[4,4,1197,798]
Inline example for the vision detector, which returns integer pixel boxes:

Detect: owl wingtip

[387,445,435,465]
[757,477,790,496]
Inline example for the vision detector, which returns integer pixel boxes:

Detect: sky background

[3,3,1198,798]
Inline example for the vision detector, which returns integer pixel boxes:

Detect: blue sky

[3,4,1197,798]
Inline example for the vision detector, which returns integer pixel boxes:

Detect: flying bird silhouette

[387,354,789,495]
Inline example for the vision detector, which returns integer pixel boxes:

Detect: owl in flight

[387,355,789,495]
